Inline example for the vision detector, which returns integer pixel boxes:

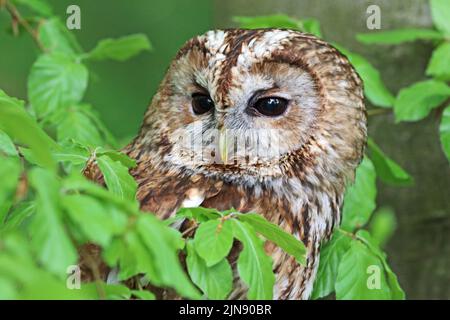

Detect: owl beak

[218,127,228,164]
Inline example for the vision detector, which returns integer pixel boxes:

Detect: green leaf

[237,213,306,264]
[166,226,185,250]
[367,138,413,186]
[176,207,221,222]
[0,276,18,299]
[96,155,137,201]
[120,223,183,283]
[102,283,132,299]
[0,90,56,169]
[26,274,98,299]
[57,105,103,146]
[439,105,450,162]
[0,130,18,156]
[28,168,77,276]
[426,42,450,81]
[194,219,234,267]
[384,262,405,300]
[13,0,53,17]
[0,233,34,270]
[356,29,444,45]
[131,290,155,300]
[368,207,397,248]
[335,46,394,108]
[96,148,136,168]
[62,173,138,213]
[52,141,90,172]
[1,202,35,232]
[76,105,118,148]
[356,230,405,299]
[38,18,83,54]
[137,215,201,299]
[84,34,152,62]
[0,90,25,108]
[311,232,351,299]
[231,219,275,300]
[121,231,158,281]
[302,18,322,37]
[382,264,405,300]
[75,282,131,300]
[105,241,137,280]
[341,157,377,231]
[62,194,124,246]
[335,239,391,300]
[0,156,21,223]
[186,241,233,299]
[394,80,450,122]
[28,53,88,117]
[431,0,450,35]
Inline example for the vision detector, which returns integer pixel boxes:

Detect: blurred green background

[0,0,448,299]
[0,0,213,139]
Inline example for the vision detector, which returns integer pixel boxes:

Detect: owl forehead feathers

[170,28,363,111]
[174,29,302,107]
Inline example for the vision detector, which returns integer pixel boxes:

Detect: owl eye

[252,97,288,117]
[192,93,214,115]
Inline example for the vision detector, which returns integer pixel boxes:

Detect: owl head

[133,29,367,188]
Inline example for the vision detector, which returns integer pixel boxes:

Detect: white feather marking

[204,30,226,54]
[181,189,205,208]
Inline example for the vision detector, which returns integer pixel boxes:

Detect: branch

[3,0,47,52]
[337,227,373,249]
[181,221,198,237]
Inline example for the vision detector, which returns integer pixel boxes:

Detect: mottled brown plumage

[86,29,367,299]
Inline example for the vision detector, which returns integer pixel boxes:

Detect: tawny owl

[86,28,367,300]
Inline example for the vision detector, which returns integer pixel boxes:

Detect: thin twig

[337,227,357,240]
[337,228,373,249]
[4,0,47,52]
[182,221,198,237]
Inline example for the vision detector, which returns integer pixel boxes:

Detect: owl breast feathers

[87,29,367,300]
